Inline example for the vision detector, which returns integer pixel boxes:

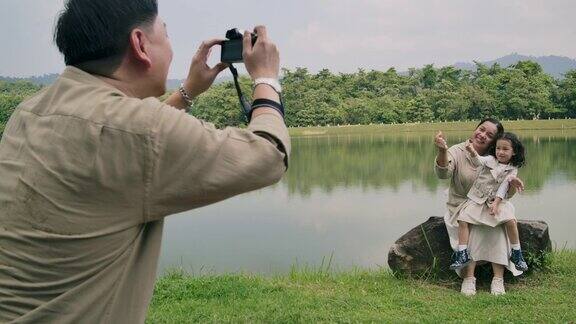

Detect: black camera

[220,28,257,63]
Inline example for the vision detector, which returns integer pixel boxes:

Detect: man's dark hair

[54,0,158,76]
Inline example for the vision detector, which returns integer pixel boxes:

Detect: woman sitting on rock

[434,118,525,296]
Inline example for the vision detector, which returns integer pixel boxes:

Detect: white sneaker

[461,277,476,296]
[491,277,506,295]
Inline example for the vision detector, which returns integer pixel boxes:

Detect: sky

[0,0,574,78]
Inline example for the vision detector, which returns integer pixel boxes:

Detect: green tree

[498,62,556,119]
[556,70,576,118]
[1,81,42,137]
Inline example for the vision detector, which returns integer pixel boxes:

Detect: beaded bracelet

[178,83,194,109]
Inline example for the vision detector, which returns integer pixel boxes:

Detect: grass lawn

[147,119,576,323]
[147,250,576,323]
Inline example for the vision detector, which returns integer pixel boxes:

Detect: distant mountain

[166,78,184,91]
[3,54,574,85]
[166,75,234,90]
[453,53,576,79]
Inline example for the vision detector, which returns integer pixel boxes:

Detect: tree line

[2,61,576,135]
[193,61,576,128]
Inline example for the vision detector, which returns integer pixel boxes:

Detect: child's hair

[490,132,526,167]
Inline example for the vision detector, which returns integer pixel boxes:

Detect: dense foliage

[1,61,576,134]
[193,61,576,128]
[0,81,42,137]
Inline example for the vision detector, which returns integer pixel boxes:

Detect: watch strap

[253,78,282,93]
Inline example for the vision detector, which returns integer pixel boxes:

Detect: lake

[158,129,576,275]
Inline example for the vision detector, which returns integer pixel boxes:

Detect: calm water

[158,130,576,275]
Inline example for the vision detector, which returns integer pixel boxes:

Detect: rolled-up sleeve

[434,147,456,179]
[144,104,290,221]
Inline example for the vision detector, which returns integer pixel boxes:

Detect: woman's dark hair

[54,0,158,75]
[476,117,504,140]
[476,117,504,155]
[490,132,526,168]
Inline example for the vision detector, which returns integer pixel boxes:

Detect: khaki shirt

[0,67,290,323]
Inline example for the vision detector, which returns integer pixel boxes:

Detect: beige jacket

[466,156,516,205]
[0,67,290,323]
[434,142,478,216]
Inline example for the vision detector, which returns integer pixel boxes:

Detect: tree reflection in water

[284,131,576,197]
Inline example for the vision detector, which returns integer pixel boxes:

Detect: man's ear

[128,28,152,68]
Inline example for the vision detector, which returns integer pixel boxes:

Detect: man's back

[0,66,170,322]
[0,67,289,322]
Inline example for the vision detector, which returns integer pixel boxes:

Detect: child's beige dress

[452,155,518,228]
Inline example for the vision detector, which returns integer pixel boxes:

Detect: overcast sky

[1,0,574,78]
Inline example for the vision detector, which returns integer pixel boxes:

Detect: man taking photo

[0,0,290,322]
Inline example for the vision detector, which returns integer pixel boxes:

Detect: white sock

[458,245,468,251]
[511,243,521,250]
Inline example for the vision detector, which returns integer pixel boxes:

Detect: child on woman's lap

[449,132,528,294]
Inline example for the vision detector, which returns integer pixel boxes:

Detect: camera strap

[229,64,285,123]
[229,64,252,121]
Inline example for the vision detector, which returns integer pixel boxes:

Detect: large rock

[388,216,552,278]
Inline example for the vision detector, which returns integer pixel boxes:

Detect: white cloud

[0,0,574,77]
[282,0,576,72]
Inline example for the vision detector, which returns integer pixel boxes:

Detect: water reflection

[286,131,576,196]
[159,131,576,275]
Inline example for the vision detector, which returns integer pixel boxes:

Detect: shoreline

[288,118,576,137]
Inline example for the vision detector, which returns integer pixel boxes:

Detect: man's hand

[183,39,228,99]
[508,176,525,192]
[243,26,279,80]
[434,131,448,151]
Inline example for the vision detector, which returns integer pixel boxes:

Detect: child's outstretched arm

[504,170,524,199]
[505,169,524,198]
[465,140,483,167]
[465,139,478,157]
[508,176,525,193]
